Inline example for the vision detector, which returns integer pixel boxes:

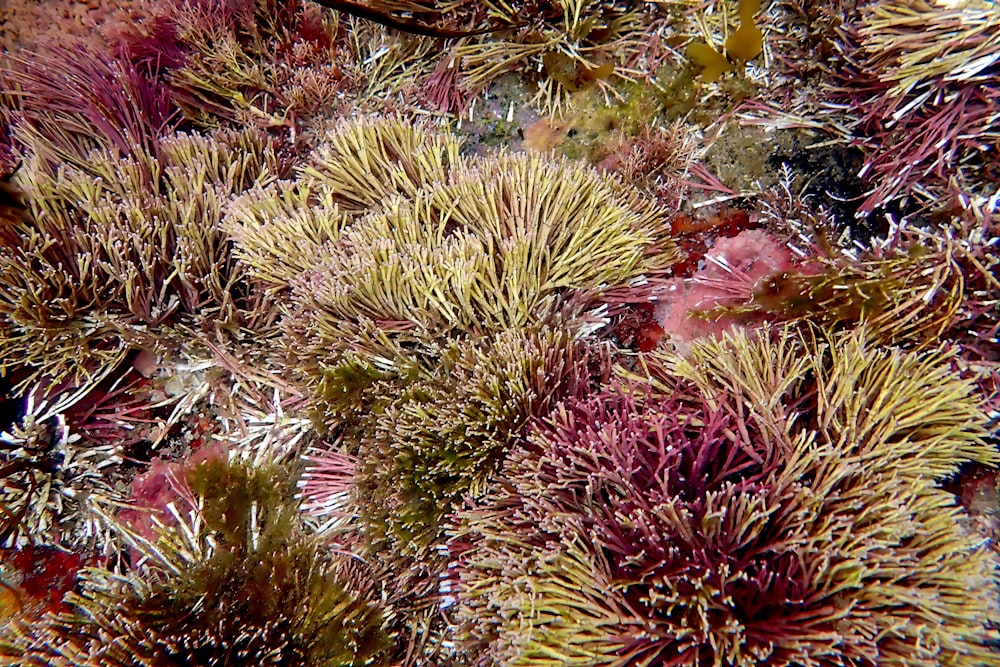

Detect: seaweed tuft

[452,327,999,666]
[0,455,390,667]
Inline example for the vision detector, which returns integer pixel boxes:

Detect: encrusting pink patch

[654,229,796,341]
[119,442,230,545]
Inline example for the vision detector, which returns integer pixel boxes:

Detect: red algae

[120,442,230,544]
[0,0,998,664]
[654,229,797,342]
[1,545,90,617]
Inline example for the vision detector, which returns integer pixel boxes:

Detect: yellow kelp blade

[725,22,763,64]
[689,43,734,81]
[739,0,762,23]
[726,0,764,64]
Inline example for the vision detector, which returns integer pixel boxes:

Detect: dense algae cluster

[0,1,998,666]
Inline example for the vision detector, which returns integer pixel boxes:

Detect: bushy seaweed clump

[225,113,464,295]
[309,0,660,112]
[0,455,389,667]
[831,0,1000,213]
[342,327,610,652]
[452,327,999,666]
[0,125,278,386]
[0,39,282,387]
[0,44,286,550]
[293,150,672,400]
[278,117,677,420]
[117,0,351,135]
[259,114,679,660]
[0,42,175,173]
[228,115,681,437]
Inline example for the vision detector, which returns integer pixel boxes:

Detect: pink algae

[654,229,796,342]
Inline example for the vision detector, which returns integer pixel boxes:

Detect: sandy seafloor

[0,0,998,665]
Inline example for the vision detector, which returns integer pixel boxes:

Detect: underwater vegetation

[0,0,998,665]
[688,0,764,82]
[306,0,662,111]
[0,42,175,172]
[116,0,351,136]
[0,454,389,667]
[453,327,999,667]
[268,115,679,428]
[0,125,280,386]
[0,38,291,387]
[832,0,999,214]
[272,114,679,659]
